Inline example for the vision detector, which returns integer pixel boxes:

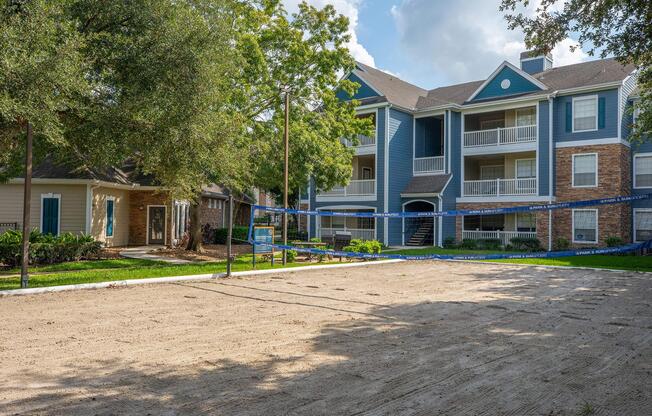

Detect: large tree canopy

[500,0,651,142]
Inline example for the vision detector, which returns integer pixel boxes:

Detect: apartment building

[307,52,644,248]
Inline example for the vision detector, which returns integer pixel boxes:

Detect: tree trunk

[186,200,203,252]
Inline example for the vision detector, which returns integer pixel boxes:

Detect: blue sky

[283,0,589,89]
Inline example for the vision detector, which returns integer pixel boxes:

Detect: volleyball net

[247,194,652,261]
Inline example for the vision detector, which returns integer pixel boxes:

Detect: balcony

[464,125,536,147]
[413,156,445,174]
[463,178,537,197]
[318,179,376,197]
[341,134,375,147]
[320,227,375,241]
[462,230,537,246]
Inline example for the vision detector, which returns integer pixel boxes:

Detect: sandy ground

[0,262,651,416]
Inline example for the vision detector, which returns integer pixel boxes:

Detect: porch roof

[401,174,451,197]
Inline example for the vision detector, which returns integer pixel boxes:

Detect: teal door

[42,197,59,236]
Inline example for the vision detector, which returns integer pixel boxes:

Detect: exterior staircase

[406,218,434,246]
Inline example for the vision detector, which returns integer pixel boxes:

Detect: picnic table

[293,241,328,260]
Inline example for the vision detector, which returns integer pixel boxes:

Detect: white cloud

[282,0,376,67]
[390,0,588,84]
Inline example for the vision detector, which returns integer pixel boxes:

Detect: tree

[227,1,374,208]
[500,0,651,142]
[0,0,93,286]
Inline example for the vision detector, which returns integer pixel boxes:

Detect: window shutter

[565,102,572,132]
[598,97,605,129]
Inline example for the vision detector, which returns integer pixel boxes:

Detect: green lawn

[0,255,336,291]
[0,258,164,275]
[387,247,652,272]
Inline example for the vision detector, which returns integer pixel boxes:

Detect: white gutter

[547,90,558,251]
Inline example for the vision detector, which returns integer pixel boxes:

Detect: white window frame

[572,209,598,244]
[633,209,652,243]
[633,153,652,189]
[105,196,115,238]
[571,153,598,188]
[515,108,536,127]
[515,158,536,179]
[572,95,598,133]
[40,193,61,236]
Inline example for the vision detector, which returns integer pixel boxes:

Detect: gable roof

[353,61,428,109]
[467,61,547,102]
[354,57,635,111]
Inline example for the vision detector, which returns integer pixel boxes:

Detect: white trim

[571,95,598,133]
[40,193,61,236]
[447,110,452,174]
[315,195,377,203]
[460,112,465,196]
[401,199,437,247]
[467,61,548,102]
[384,106,390,246]
[556,81,622,96]
[456,196,553,203]
[400,192,441,198]
[572,208,598,244]
[105,196,116,238]
[555,137,630,148]
[146,205,167,245]
[414,110,445,119]
[633,208,652,243]
[354,102,390,112]
[461,99,541,115]
[618,86,622,140]
[571,153,598,188]
[85,185,93,235]
[633,153,652,189]
[535,102,540,196]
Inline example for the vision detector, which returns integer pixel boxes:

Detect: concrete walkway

[119,246,192,264]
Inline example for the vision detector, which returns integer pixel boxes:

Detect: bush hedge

[343,239,382,255]
[0,230,102,267]
[213,226,249,244]
[508,237,542,252]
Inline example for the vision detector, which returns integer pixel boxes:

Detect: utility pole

[282,89,290,265]
[226,193,234,276]
[20,121,33,288]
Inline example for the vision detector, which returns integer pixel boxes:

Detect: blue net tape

[249,193,652,261]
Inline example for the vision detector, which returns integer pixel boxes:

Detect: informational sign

[253,226,274,254]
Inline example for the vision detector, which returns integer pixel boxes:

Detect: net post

[226,194,233,277]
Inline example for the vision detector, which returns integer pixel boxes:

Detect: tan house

[0,160,252,247]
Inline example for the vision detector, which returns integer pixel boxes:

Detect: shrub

[443,237,457,249]
[476,238,502,250]
[286,250,297,262]
[0,230,102,267]
[554,238,570,251]
[343,239,382,255]
[309,237,321,243]
[459,239,478,250]
[214,226,249,244]
[509,237,542,252]
[605,236,623,247]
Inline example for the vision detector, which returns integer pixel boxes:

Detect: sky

[282,0,590,89]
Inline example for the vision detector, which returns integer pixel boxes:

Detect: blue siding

[387,108,414,245]
[553,89,619,142]
[441,111,461,241]
[336,73,379,101]
[538,100,550,196]
[521,58,544,75]
[473,66,543,101]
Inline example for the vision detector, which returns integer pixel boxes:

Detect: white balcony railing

[463,178,537,197]
[462,230,537,246]
[320,227,375,241]
[413,156,445,174]
[318,179,376,197]
[341,134,376,148]
[464,125,536,147]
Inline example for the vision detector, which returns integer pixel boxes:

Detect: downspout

[547,91,558,251]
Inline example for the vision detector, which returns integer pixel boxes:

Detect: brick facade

[553,144,631,247]
[128,191,172,246]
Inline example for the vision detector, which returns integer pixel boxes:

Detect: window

[634,210,652,242]
[515,159,536,179]
[573,96,598,132]
[40,194,60,236]
[516,108,536,127]
[106,198,115,237]
[361,167,373,179]
[633,102,640,126]
[634,154,652,188]
[480,165,504,180]
[516,213,536,232]
[572,153,597,187]
[573,209,598,243]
